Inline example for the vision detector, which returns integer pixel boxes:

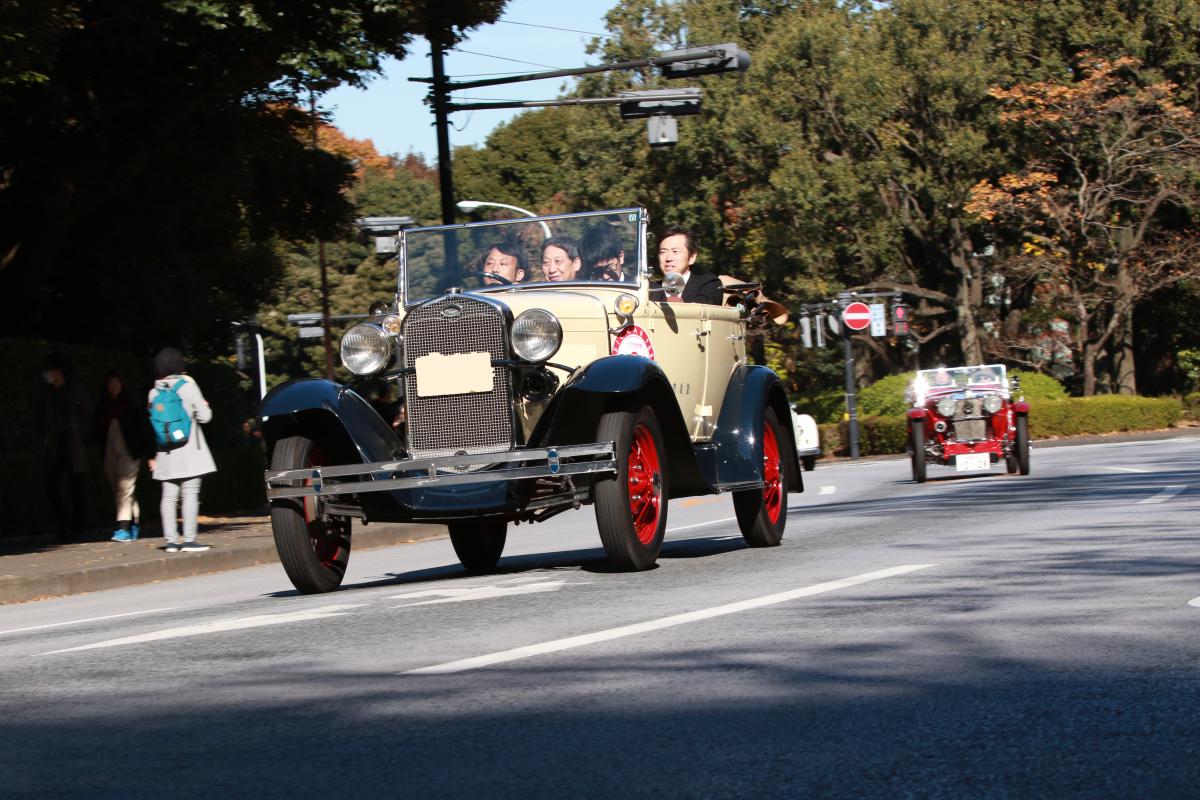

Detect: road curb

[0,523,447,605]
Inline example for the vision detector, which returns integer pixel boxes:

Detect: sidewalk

[0,514,447,605]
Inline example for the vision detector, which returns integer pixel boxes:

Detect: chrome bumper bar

[265,443,616,500]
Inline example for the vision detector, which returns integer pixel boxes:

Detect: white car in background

[790,407,821,471]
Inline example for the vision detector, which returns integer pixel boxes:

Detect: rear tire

[910,419,927,483]
[733,407,789,547]
[801,455,816,472]
[1016,415,1031,475]
[270,434,352,594]
[448,520,507,572]
[594,406,667,571]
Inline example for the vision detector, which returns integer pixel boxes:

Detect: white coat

[148,375,217,481]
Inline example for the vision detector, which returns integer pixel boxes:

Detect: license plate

[415,351,493,397]
[955,453,991,472]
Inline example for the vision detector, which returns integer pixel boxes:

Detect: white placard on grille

[415,351,493,397]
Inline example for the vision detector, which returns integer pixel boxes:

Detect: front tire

[910,419,928,483]
[1015,415,1031,475]
[448,520,507,572]
[594,406,668,571]
[270,434,352,594]
[733,407,789,547]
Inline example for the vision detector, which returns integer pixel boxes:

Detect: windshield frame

[397,207,648,306]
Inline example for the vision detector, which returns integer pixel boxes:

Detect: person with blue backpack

[147,348,216,553]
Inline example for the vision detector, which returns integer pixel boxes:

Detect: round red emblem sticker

[611,325,655,360]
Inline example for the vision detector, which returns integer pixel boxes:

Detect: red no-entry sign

[841,301,872,331]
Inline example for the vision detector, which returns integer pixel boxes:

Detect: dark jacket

[93,394,156,461]
[682,270,724,305]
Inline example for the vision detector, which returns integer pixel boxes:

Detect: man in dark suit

[658,225,723,305]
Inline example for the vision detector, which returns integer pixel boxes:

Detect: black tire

[802,455,816,472]
[733,407,789,547]
[1016,415,1031,475]
[270,434,351,594]
[448,520,507,572]
[594,406,668,571]
[910,419,928,483]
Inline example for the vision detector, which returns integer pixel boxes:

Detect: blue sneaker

[111,529,133,542]
[130,524,140,541]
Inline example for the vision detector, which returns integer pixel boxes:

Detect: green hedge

[1183,392,1200,422]
[820,395,1182,457]
[1027,396,1181,437]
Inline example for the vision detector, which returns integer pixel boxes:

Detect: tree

[967,56,1200,394]
[0,0,506,352]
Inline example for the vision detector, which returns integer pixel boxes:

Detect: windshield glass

[401,208,645,303]
[911,365,1008,405]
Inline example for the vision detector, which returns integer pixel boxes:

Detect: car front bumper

[265,442,617,500]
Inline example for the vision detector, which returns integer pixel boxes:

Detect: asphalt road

[1,436,1197,798]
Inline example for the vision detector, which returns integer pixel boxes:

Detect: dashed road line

[819,485,836,495]
[1188,597,1200,608]
[40,604,364,655]
[667,517,737,533]
[0,607,179,638]
[404,564,937,675]
[1103,466,1150,474]
[1136,486,1187,505]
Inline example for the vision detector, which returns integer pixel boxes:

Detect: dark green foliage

[858,373,916,418]
[1010,370,1067,402]
[0,1,506,352]
[1027,396,1182,438]
[791,390,845,425]
[843,415,910,457]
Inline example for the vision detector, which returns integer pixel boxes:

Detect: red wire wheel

[270,434,352,594]
[734,407,790,547]
[594,406,668,570]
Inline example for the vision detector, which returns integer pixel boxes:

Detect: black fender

[259,379,402,466]
[709,365,803,493]
[532,355,711,497]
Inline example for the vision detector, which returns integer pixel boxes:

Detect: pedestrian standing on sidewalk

[37,352,89,542]
[93,371,155,542]
[147,348,216,553]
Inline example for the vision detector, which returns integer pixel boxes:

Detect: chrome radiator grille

[402,297,513,463]
[952,399,987,441]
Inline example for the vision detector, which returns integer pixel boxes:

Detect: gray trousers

[159,477,202,543]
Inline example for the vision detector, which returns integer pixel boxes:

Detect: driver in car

[478,240,528,285]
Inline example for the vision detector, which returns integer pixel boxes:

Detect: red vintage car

[905,364,1030,482]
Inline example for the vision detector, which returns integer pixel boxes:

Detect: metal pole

[255,333,267,400]
[840,296,860,460]
[431,39,455,227]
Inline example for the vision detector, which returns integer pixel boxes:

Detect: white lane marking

[1188,597,1200,608]
[1136,485,1187,505]
[819,485,836,495]
[40,604,364,655]
[387,581,570,607]
[667,516,737,533]
[404,564,936,675]
[1103,466,1150,473]
[0,607,179,638]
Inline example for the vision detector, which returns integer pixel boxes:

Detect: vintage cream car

[260,208,802,593]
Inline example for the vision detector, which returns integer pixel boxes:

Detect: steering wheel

[479,271,514,286]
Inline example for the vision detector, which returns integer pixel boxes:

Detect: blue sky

[323,0,626,160]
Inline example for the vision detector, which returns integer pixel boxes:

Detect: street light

[457,200,552,238]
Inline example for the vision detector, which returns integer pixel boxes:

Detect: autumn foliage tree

[967,56,1200,395]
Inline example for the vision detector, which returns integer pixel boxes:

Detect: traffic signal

[618,89,702,119]
[658,43,750,79]
[892,303,910,335]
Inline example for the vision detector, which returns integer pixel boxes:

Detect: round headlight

[340,323,392,375]
[983,394,1003,413]
[936,397,957,417]
[511,309,562,363]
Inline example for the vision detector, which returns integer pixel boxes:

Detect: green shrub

[1182,392,1200,422]
[792,390,846,425]
[858,373,915,417]
[819,422,842,456]
[833,415,907,456]
[1028,396,1181,437]
[1010,370,1067,401]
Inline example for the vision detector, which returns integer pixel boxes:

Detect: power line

[450,49,563,71]
[497,19,615,39]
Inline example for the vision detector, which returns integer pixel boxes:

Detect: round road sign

[841,301,872,331]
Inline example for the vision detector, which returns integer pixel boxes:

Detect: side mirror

[662,272,685,298]
[368,299,391,316]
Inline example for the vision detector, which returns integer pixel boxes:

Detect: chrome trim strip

[265,442,616,500]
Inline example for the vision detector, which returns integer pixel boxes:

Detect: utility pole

[430,38,456,227]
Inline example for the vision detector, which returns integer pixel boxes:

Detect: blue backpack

[150,379,193,451]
